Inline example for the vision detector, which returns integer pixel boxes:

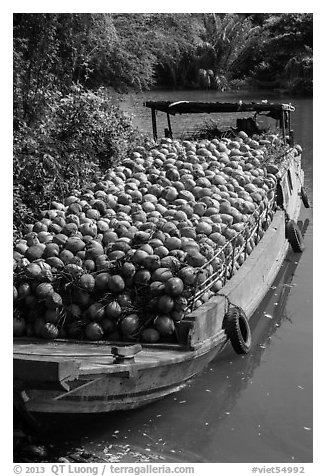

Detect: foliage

[181,13,267,90]
[13,13,313,100]
[13,85,145,237]
[142,13,205,87]
[283,48,313,94]
[13,13,205,101]
[107,14,205,89]
[201,14,263,79]
[251,13,313,92]
[13,13,119,125]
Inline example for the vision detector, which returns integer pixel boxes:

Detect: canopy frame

[144,100,295,144]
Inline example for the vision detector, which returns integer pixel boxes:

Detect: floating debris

[304,427,312,431]
[260,344,267,349]
[205,389,212,392]
[225,412,230,415]
[264,313,273,319]
[297,385,304,390]
[179,400,187,404]
[156,414,162,418]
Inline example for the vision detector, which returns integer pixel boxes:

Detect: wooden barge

[13,102,308,418]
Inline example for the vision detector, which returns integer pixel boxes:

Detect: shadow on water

[27,219,310,463]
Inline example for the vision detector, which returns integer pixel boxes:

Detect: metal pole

[288,112,294,146]
[151,108,157,142]
[167,113,173,138]
[282,111,286,145]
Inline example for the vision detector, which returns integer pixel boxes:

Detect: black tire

[301,187,310,208]
[286,220,304,252]
[223,306,251,354]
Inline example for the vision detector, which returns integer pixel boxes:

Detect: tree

[253,13,313,91]
[13,14,120,125]
[109,14,205,89]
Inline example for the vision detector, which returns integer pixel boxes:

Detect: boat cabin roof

[144,100,295,116]
[144,100,295,143]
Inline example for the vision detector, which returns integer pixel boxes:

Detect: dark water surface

[53,90,313,463]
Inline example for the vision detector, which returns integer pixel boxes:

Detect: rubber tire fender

[223,306,252,355]
[301,187,310,208]
[286,220,304,252]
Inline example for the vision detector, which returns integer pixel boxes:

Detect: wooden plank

[111,344,142,358]
[184,296,227,348]
[222,211,288,317]
[13,338,187,355]
[14,356,80,387]
[24,343,224,414]
[185,211,286,347]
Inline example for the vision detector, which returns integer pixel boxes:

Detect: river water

[37,90,313,464]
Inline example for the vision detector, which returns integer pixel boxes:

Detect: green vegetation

[13,13,312,237]
[250,14,313,93]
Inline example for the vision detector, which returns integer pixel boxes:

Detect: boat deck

[13,335,226,378]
